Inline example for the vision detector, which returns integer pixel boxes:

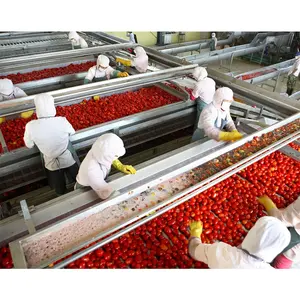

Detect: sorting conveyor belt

[6,112,300,268]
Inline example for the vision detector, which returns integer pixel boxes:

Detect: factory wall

[105,32,211,46]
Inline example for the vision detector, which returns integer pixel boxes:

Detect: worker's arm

[284,244,300,262]
[189,237,212,264]
[23,123,35,148]
[88,167,113,200]
[111,69,129,79]
[84,67,95,84]
[15,87,27,98]
[64,118,76,136]
[112,159,136,174]
[116,57,133,67]
[201,108,222,140]
[269,196,300,228]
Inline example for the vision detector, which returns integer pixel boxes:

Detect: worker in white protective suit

[84,55,129,84]
[191,87,243,143]
[258,195,300,268]
[23,93,79,196]
[75,133,136,200]
[116,46,149,73]
[0,78,33,124]
[286,52,300,95]
[128,32,138,44]
[210,32,218,51]
[187,67,216,129]
[68,31,88,49]
[188,216,291,268]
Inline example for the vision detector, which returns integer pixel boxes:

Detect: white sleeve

[64,118,75,135]
[283,244,300,262]
[23,123,35,148]
[201,109,221,141]
[270,196,300,228]
[192,83,200,98]
[85,67,96,81]
[87,167,113,200]
[189,238,219,265]
[14,87,27,98]
[225,112,236,132]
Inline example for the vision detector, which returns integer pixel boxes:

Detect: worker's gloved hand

[219,130,243,142]
[112,159,136,174]
[189,221,203,238]
[258,195,277,214]
[0,117,6,124]
[116,57,132,67]
[117,72,129,78]
[93,96,101,101]
[20,110,34,119]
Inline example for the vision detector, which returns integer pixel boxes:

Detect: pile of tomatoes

[0,86,181,152]
[0,246,13,269]
[0,62,95,84]
[2,149,297,269]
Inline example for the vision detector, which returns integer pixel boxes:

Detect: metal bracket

[0,129,8,153]
[20,200,36,235]
[279,145,300,162]
[259,107,264,118]
[113,127,120,136]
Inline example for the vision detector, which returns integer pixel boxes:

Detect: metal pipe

[0,64,197,116]
[159,33,243,55]
[0,43,133,68]
[187,44,265,65]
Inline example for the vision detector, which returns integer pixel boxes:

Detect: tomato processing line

[0,32,298,268]
[0,32,107,59]
[6,111,300,268]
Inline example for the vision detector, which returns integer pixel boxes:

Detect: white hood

[97,55,110,69]
[91,133,126,169]
[242,216,291,263]
[0,79,14,95]
[133,46,148,73]
[68,31,80,41]
[34,93,56,118]
[212,87,233,109]
[192,67,208,81]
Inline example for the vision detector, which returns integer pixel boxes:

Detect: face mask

[221,101,231,111]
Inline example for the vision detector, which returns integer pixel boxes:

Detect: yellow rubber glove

[258,195,277,213]
[93,96,101,101]
[219,130,243,141]
[117,72,129,78]
[20,110,34,119]
[189,221,203,238]
[0,117,6,124]
[116,57,132,67]
[112,159,136,174]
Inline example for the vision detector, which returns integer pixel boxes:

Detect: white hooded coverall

[0,78,27,102]
[269,195,300,263]
[192,87,236,142]
[132,47,148,73]
[189,216,291,268]
[76,133,126,200]
[84,55,118,83]
[68,31,88,49]
[24,93,76,171]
